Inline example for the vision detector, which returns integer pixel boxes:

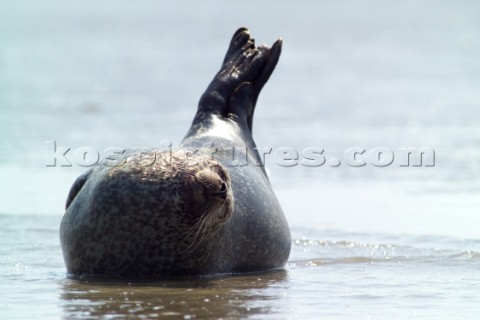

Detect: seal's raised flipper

[222,28,255,65]
[228,82,254,125]
[248,39,282,132]
[191,28,282,137]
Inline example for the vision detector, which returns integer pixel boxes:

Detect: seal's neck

[181,112,255,150]
[180,112,267,176]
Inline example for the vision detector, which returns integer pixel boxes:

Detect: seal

[60,27,291,277]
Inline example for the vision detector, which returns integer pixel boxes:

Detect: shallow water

[1,0,480,319]
[2,215,479,319]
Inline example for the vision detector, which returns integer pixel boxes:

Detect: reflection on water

[60,271,288,319]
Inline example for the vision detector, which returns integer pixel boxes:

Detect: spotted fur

[60,28,291,278]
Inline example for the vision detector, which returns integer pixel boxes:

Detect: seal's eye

[220,183,226,193]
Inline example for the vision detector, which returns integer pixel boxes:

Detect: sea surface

[1,0,479,319]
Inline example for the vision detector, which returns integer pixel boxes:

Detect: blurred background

[1,0,479,237]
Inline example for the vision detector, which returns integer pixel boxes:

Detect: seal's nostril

[214,183,227,199]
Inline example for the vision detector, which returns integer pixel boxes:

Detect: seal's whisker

[182,214,210,254]
[186,210,219,254]
[194,214,215,250]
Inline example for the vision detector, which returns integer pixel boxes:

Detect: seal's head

[61,150,234,276]
[103,150,235,243]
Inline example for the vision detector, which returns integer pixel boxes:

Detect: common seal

[60,28,291,277]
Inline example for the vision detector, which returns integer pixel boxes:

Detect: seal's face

[66,150,234,257]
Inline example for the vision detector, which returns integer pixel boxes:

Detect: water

[1,0,480,318]
[2,215,480,319]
